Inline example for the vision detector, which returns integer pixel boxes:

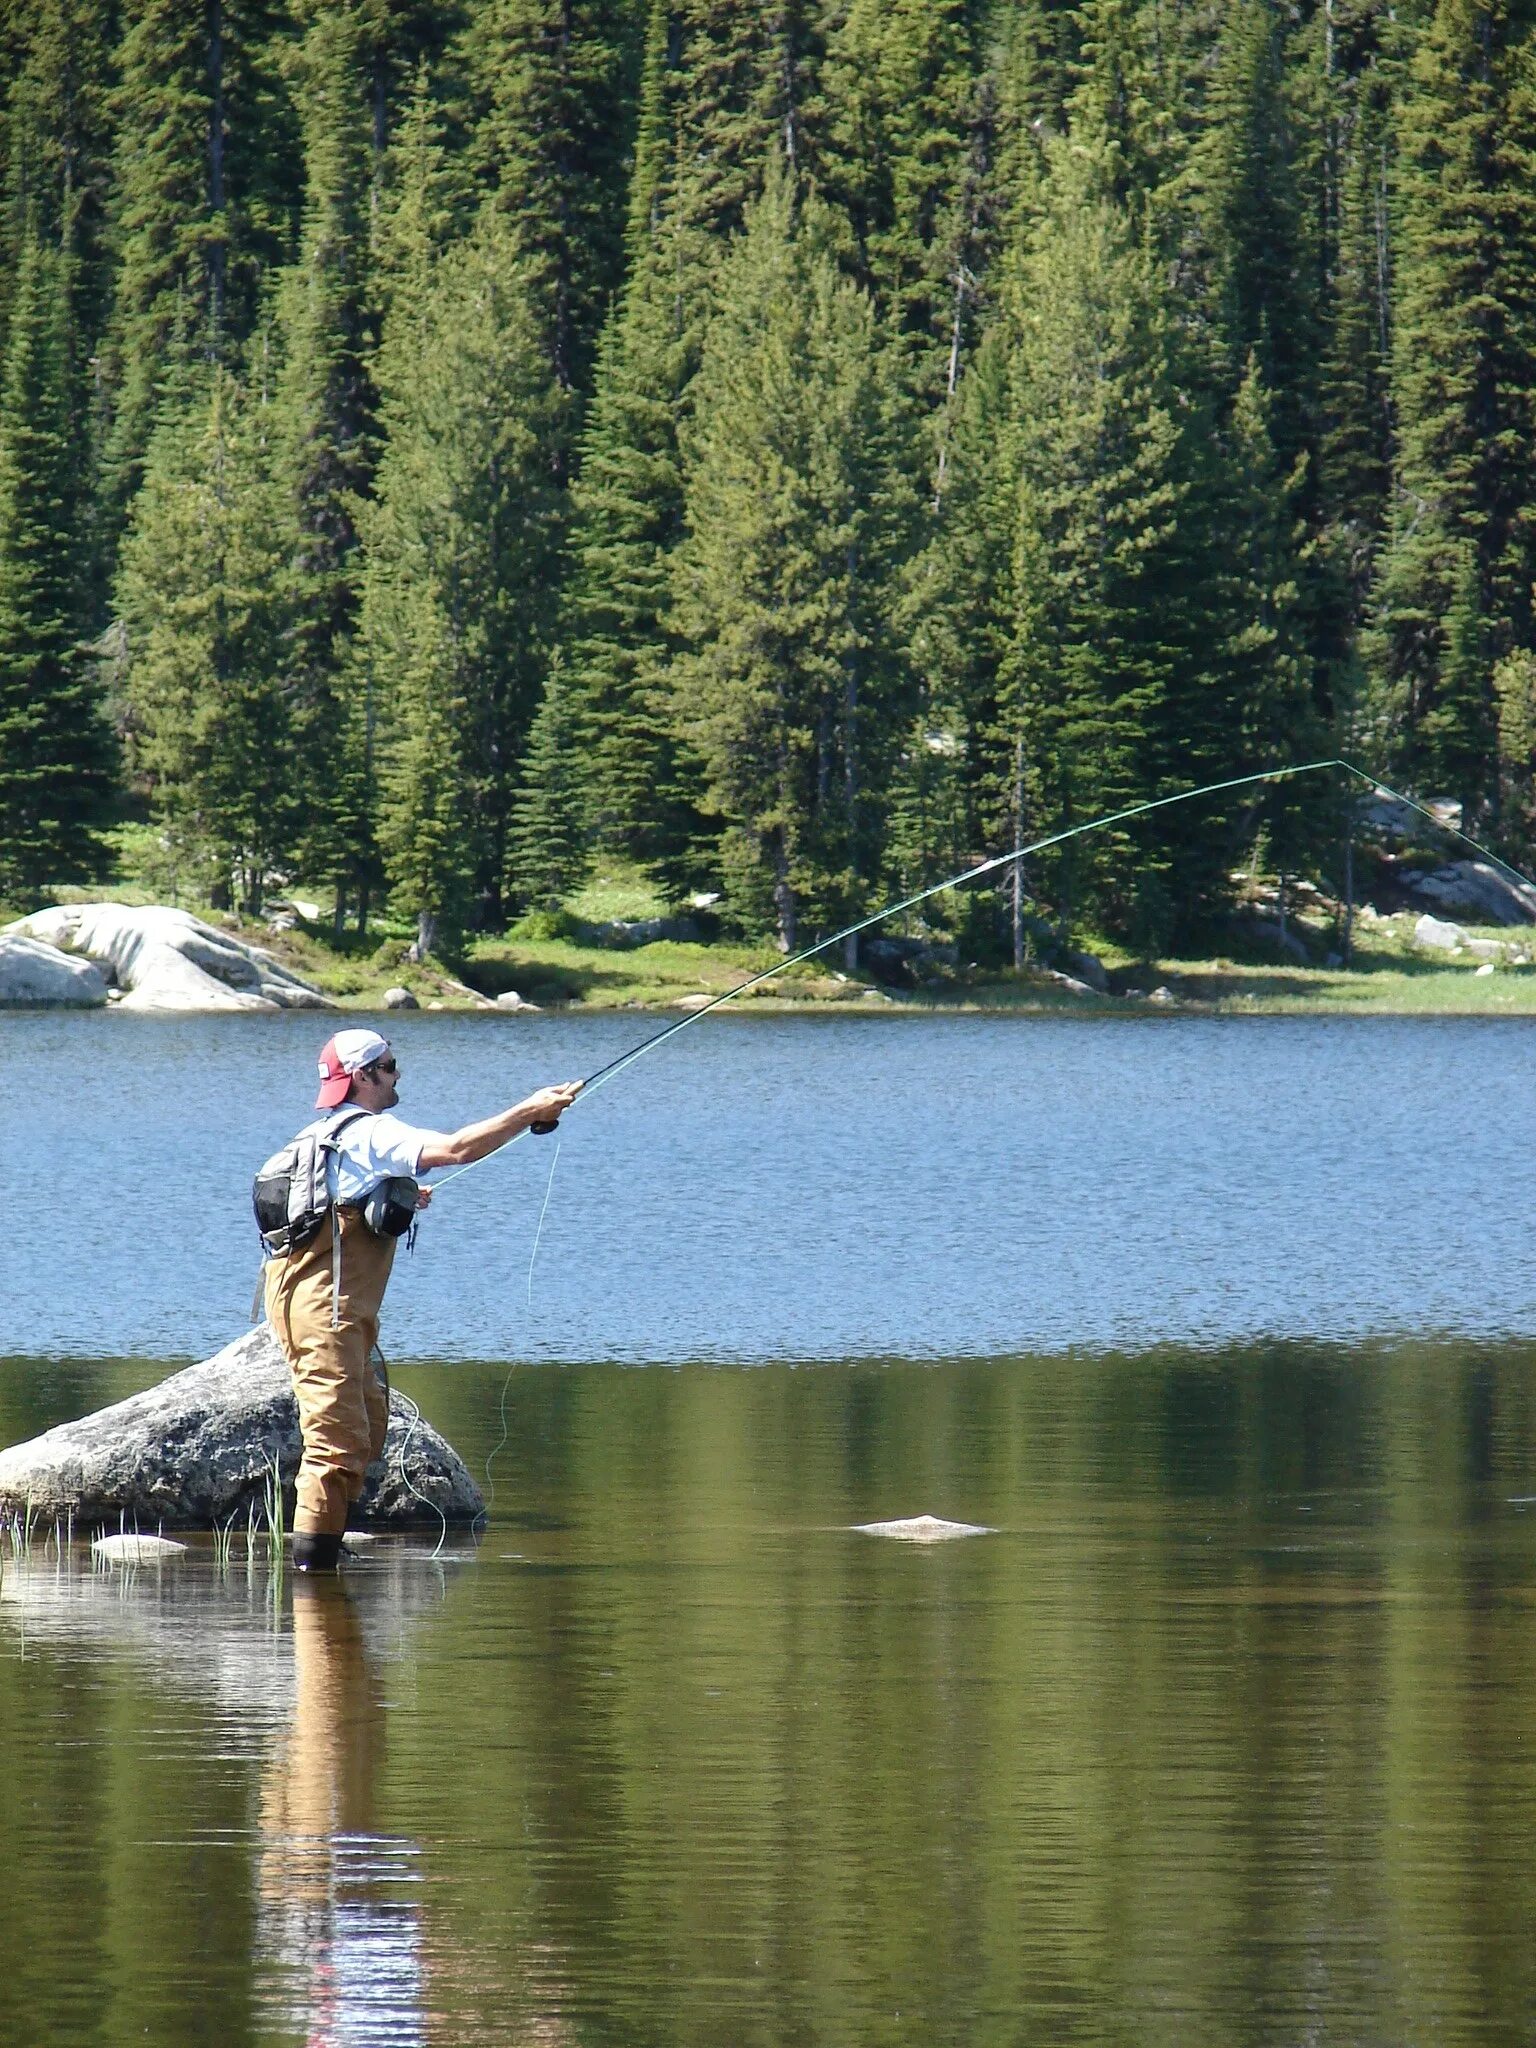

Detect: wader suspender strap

[331,1200,344,1329]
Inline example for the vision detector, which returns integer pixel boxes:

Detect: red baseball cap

[315,1029,390,1108]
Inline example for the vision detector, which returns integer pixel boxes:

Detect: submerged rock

[91,1533,189,1564]
[4,903,334,1012]
[0,1326,484,1530]
[852,1514,993,1542]
[0,933,108,1007]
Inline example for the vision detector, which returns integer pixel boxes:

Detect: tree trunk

[416,908,439,960]
[772,832,796,955]
[1012,739,1025,970]
[207,0,225,335]
[1341,830,1354,964]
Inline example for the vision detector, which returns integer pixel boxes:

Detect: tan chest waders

[264,1208,397,1537]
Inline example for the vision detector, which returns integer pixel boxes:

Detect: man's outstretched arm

[416,1082,583,1172]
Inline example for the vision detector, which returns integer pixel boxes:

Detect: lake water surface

[3,1011,1536,2045]
[5,1006,1536,1359]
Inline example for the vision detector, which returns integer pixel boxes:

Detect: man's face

[354,1052,400,1110]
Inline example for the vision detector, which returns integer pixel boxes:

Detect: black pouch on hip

[362,1176,419,1238]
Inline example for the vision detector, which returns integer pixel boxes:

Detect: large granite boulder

[0,1326,484,1530]
[0,933,109,1007]
[4,903,335,1011]
[1393,859,1536,926]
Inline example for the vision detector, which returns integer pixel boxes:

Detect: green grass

[564,863,671,925]
[16,840,1536,1015]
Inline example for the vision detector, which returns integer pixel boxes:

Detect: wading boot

[292,1530,343,1572]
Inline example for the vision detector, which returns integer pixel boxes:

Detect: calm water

[4,1011,1536,2044]
[4,1006,1536,1359]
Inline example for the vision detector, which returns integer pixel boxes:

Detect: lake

[5,1006,1536,1360]
[3,1010,1536,2045]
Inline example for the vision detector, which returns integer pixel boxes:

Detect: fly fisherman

[260,1028,581,1572]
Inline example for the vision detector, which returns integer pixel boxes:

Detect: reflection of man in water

[256,1578,427,2047]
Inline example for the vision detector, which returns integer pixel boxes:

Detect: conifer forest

[3,0,1535,961]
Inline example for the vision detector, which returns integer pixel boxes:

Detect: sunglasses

[366,1056,399,1076]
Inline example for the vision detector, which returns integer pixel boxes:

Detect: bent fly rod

[432,753,1533,1189]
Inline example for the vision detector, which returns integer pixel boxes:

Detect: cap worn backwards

[314,1028,390,1109]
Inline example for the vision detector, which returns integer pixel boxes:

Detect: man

[263,1027,581,1570]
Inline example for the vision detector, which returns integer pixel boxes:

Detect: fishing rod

[434,753,1534,1186]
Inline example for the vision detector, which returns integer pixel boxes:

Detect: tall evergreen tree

[1308,11,1396,727]
[995,141,1215,945]
[356,215,567,949]
[272,0,380,927]
[813,0,981,404]
[0,233,116,901]
[116,358,292,910]
[0,0,117,357]
[97,0,295,530]
[892,327,1015,917]
[1367,0,1536,819]
[507,655,591,907]
[461,0,644,397]
[1184,0,1317,462]
[556,0,825,883]
[668,165,910,955]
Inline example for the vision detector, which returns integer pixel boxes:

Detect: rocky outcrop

[1391,859,1536,926]
[0,1326,484,1530]
[5,903,334,1011]
[0,933,109,1007]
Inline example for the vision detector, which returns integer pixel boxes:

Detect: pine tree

[1218,353,1326,882]
[0,0,116,357]
[0,233,116,901]
[1309,23,1396,727]
[995,140,1209,946]
[1367,0,1536,820]
[891,326,1015,914]
[460,0,644,397]
[1185,0,1318,463]
[813,0,981,404]
[556,0,826,886]
[668,164,910,956]
[507,656,591,909]
[271,0,380,927]
[356,215,567,948]
[116,358,293,911]
[98,0,295,531]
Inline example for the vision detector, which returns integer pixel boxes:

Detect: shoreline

[11,894,1536,1018]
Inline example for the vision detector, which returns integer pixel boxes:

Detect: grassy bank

[183,908,1536,1016]
[13,862,1536,1015]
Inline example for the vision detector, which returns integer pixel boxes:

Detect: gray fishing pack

[252,1107,373,1259]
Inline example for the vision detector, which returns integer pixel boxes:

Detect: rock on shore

[3,903,334,1011]
[0,933,109,1006]
[0,1326,484,1530]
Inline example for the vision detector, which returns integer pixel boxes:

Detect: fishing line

[482,1136,562,1511]
[375,1348,450,1561]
